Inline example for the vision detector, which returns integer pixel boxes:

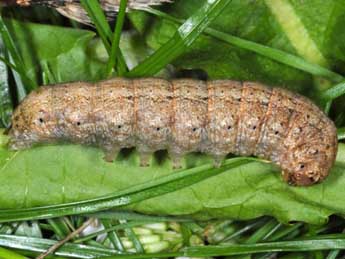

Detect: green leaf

[0,234,119,258]
[127,0,232,77]
[145,8,343,84]
[0,16,36,92]
[3,19,107,83]
[0,55,12,127]
[1,130,345,225]
[106,0,128,77]
[129,0,345,92]
[0,246,28,259]
[5,235,345,259]
[93,238,345,258]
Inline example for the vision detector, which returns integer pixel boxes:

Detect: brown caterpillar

[8,78,338,186]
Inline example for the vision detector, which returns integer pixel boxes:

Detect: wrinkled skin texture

[8,78,338,186]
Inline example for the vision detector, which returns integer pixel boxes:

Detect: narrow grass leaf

[0,234,119,259]
[127,0,233,77]
[80,0,128,76]
[97,238,345,259]
[0,56,12,127]
[0,246,27,259]
[0,16,36,91]
[337,128,345,140]
[102,219,125,251]
[47,218,71,240]
[88,211,195,222]
[245,219,280,244]
[146,9,344,83]
[79,0,112,51]
[74,220,150,244]
[320,81,345,101]
[106,0,128,77]
[121,219,145,253]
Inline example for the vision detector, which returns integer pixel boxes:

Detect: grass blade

[0,157,254,223]
[0,55,12,127]
[74,221,151,244]
[106,0,128,77]
[0,246,27,259]
[337,128,345,140]
[0,234,119,258]
[80,0,128,76]
[79,0,112,51]
[127,0,233,77]
[102,219,125,251]
[121,219,144,253]
[96,238,345,259]
[87,211,194,222]
[0,16,36,91]
[146,9,344,83]
[320,81,345,101]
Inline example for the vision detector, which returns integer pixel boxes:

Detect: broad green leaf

[129,0,345,93]
[1,131,345,225]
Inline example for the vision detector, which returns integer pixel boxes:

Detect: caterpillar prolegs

[8,78,338,186]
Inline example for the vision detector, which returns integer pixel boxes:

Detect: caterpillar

[8,78,338,186]
[0,0,172,24]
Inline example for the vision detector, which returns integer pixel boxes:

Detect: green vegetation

[1,0,345,258]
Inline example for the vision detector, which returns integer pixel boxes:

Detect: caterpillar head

[280,126,337,186]
[8,87,55,150]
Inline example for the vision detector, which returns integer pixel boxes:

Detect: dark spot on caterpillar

[127,96,133,100]
[252,126,257,130]
[228,126,232,130]
[237,98,241,101]
[192,127,197,132]
[300,164,305,169]
[203,97,208,101]
[156,127,161,131]
[77,122,81,126]
[118,125,122,129]
[307,114,310,119]
[39,118,44,123]
[275,131,279,135]
[166,96,173,100]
